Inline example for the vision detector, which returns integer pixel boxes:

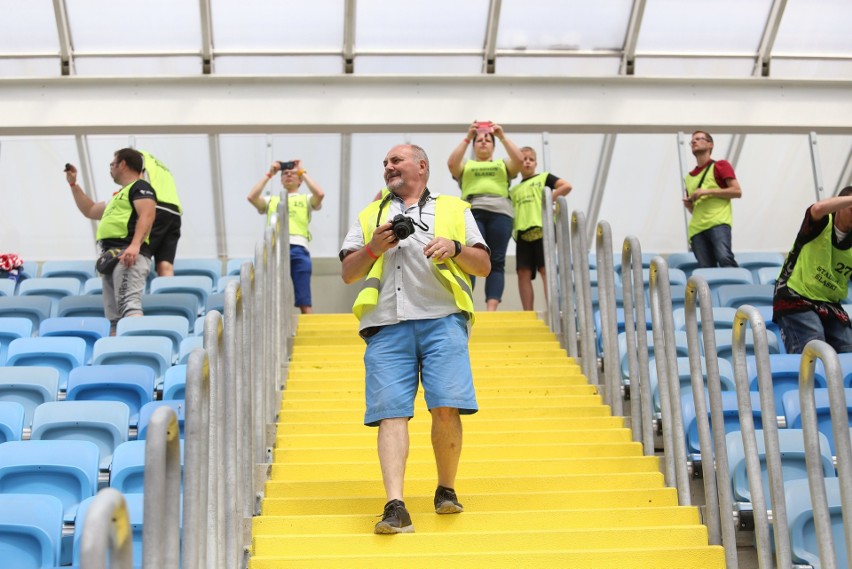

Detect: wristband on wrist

[463,138,470,144]
[69,182,76,187]
[265,172,273,179]
[452,240,462,258]
[365,244,379,260]
[297,169,306,177]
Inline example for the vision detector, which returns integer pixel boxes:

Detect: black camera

[278,160,296,171]
[391,214,416,240]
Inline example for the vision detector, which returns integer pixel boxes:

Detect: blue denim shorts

[290,244,312,307]
[362,313,478,426]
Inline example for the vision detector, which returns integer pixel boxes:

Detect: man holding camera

[66,148,156,332]
[247,159,325,314]
[340,144,491,534]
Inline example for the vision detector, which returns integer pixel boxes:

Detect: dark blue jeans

[777,310,852,354]
[471,209,512,303]
[690,224,738,268]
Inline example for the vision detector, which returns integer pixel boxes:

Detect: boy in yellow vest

[773,186,852,353]
[340,144,490,534]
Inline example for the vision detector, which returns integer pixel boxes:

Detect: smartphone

[474,121,494,134]
[278,161,296,171]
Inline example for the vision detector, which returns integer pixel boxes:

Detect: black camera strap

[375,188,432,229]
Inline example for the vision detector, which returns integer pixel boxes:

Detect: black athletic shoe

[434,486,464,514]
[374,499,415,534]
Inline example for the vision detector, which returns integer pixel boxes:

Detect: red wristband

[463,138,470,144]
[69,182,76,187]
[265,172,273,179]
[365,244,379,260]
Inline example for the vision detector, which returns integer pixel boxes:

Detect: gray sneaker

[374,499,414,534]
[434,486,463,514]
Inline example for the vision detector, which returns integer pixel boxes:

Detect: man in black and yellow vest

[340,144,491,534]
[139,149,182,277]
[773,186,852,354]
[66,148,156,332]
[682,130,742,268]
[247,159,325,313]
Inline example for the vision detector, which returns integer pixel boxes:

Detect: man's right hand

[65,163,78,186]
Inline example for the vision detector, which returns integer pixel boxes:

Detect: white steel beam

[51,0,74,76]
[482,0,502,74]
[1,75,850,136]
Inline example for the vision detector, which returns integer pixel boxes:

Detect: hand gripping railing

[182,348,211,569]
[570,210,597,381]
[79,488,134,569]
[203,310,226,568]
[141,405,181,569]
[541,185,560,334]
[683,276,737,567]
[796,340,852,568]
[648,257,689,503]
[594,220,622,416]
[731,305,790,568]
[555,196,577,358]
[621,236,654,455]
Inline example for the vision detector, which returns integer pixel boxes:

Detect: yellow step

[281,384,599,398]
[279,394,603,410]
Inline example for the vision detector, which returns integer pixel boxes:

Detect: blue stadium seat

[0,440,99,523]
[116,315,189,362]
[0,296,54,329]
[5,336,87,390]
[82,277,103,295]
[716,284,775,310]
[713,328,780,363]
[618,330,691,379]
[0,279,15,297]
[38,317,111,365]
[39,261,96,287]
[0,401,25,443]
[0,367,60,429]
[193,316,205,336]
[30,401,130,470]
[110,439,185,494]
[752,305,784,354]
[594,307,652,353]
[18,277,81,304]
[0,317,33,365]
[226,258,250,276]
[588,270,621,288]
[745,353,827,413]
[782,387,852,454]
[140,293,198,323]
[672,306,738,332]
[666,252,700,276]
[785,477,847,569]
[172,258,222,284]
[162,365,186,401]
[649,356,736,414]
[669,284,687,311]
[216,274,240,293]
[0,493,64,569]
[836,352,852,388]
[56,295,104,318]
[734,252,785,282]
[137,400,185,440]
[92,336,173,386]
[149,276,213,316]
[65,365,155,428]
[726,428,834,507]
[613,252,658,275]
[755,266,780,286]
[691,267,754,305]
[73,493,147,568]
[682,391,763,457]
[205,292,225,314]
[178,336,203,364]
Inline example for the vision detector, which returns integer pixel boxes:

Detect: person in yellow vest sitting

[340,144,490,534]
[247,159,325,314]
[65,148,156,332]
[448,121,523,311]
[138,150,183,277]
[682,130,742,268]
[773,186,852,354]
[509,146,573,311]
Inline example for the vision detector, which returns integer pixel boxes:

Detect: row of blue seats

[2,257,249,288]
[587,251,786,280]
[592,265,782,291]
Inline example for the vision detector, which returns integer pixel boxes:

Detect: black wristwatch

[452,240,462,258]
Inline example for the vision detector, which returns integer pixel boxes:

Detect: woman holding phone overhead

[448,121,523,311]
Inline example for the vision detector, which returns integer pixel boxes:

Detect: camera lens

[391,214,415,240]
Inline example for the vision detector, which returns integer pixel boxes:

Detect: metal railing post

[223,281,241,569]
[555,197,577,357]
[253,240,268,463]
[595,220,622,416]
[541,185,560,334]
[141,405,181,569]
[731,305,791,568]
[203,310,226,568]
[240,262,259,508]
[570,211,596,381]
[79,488,134,569]
[182,348,210,569]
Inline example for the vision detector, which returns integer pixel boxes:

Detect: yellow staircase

[250,312,725,568]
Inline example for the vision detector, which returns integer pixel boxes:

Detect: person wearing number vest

[682,130,742,268]
[247,159,325,313]
[340,144,490,535]
[138,149,183,277]
[509,146,573,311]
[773,186,852,354]
[448,121,523,311]
[65,148,156,332]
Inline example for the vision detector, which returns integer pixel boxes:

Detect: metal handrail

[797,340,852,568]
[648,256,690,503]
[541,185,560,334]
[731,305,790,568]
[555,196,577,357]
[223,280,244,569]
[595,221,622,416]
[182,348,210,569]
[141,405,181,569]
[621,236,653,455]
[240,262,260,505]
[683,276,737,566]
[203,310,226,568]
[78,488,134,569]
[570,210,596,381]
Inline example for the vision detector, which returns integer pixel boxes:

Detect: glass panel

[774,0,852,55]
[0,0,59,54]
[66,0,201,52]
[214,56,342,75]
[212,0,344,51]
[635,57,754,77]
[637,0,772,55]
[495,56,621,76]
[356,0,489,50]
[355,56,482,75]
[74,57,202,76]
[498,0,632,51]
